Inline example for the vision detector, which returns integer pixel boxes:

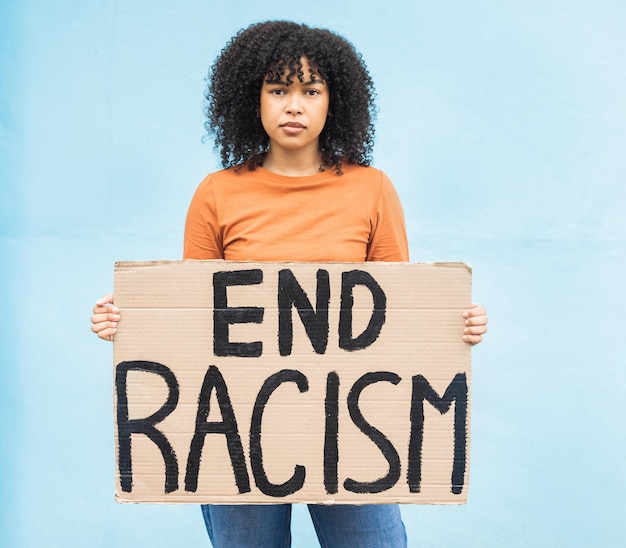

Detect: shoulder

[200,165,267,188]
[340,164,395,193]
[341,164,383,178]
[341,164,392,182]
[337,164,377,184]
[192,166,248,196]
[197,166,238,185]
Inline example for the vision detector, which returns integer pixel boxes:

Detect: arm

[364,172,489,344]
[183,174,224,260]
[463,303,488,345]
[91,175,224,341]
[366,171,409,262]
[90,293,119,341]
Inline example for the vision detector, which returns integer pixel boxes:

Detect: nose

[286,92,302,114]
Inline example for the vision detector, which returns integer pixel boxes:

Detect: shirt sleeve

[366,171,410,262]
[183,174,224,260]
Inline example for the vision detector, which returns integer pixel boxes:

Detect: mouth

[280,121,306,135]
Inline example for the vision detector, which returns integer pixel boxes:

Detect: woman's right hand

[91,294,119,341]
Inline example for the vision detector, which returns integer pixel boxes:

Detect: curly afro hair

[205,21,377,173]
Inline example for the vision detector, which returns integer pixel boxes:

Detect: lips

[280,121,306,135]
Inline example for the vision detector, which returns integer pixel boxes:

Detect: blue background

[1,1,625,546]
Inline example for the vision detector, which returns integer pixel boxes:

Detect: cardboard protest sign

[113,260,471,504]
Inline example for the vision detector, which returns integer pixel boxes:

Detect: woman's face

[259,58,330,157]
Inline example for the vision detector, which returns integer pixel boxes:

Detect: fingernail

[113,315,120,320]
[111,322,118,327]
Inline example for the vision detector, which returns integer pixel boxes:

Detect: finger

[96,294,114,306]
[465,315,488,327]
[463,334,483,345]
[464,325,488,336]
[93,304,119,314]
[92,324,117,341]
[91,311,120,325]
[93,294,118,315]
[91,319,118,334]
[463,304,486,319]
[98,328,116,341]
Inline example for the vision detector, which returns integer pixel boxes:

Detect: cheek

[259,116,272,136]
[321,96,330,118]
[318,102,331,128]
[258,100,273,130]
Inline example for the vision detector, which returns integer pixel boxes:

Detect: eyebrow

[264,77,326,86]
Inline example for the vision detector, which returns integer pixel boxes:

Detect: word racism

[113,261,471,504]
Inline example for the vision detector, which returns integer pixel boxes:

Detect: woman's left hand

[462,304,488,345]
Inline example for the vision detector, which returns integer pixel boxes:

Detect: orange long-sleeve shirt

[183,164,409,263]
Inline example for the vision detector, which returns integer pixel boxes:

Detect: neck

[262,145,325,177]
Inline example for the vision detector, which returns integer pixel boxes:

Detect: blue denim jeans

[201,503,407,547]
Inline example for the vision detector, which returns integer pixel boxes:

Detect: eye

[304,89,320,96]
